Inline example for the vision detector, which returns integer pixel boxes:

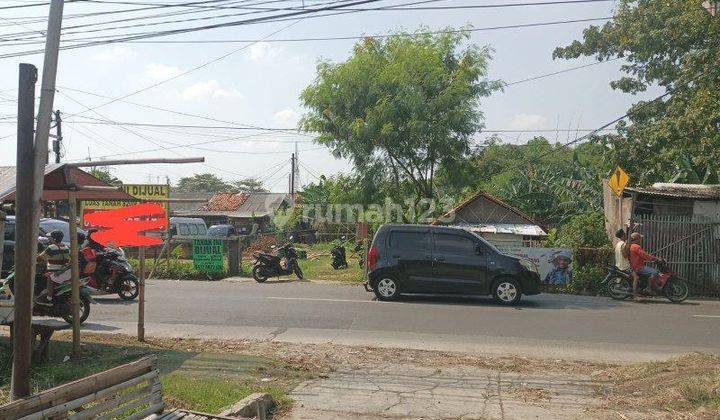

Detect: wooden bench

[2,318,70,363]
[0,355,251,420]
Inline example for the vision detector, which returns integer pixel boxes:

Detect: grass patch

[0,333,308,415]
[296,242,364,283]
[600,353,720,414]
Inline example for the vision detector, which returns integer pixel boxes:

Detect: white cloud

[247,42,280,61]
[509,113,547,130]
[144,63,184,80]
[91,46,136,63]
[182,80,242,101]
[273,109,300,126]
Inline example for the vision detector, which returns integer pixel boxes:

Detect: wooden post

[67,188,81,357]
[11,63,38,401]
[138,246,145,342]
[227,238,239,276]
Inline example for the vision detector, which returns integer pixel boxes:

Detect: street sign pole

[138,246,145,342]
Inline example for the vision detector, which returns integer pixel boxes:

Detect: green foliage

[233,177,268,193]
[90,168,122,186]
[176,173,233,193]
[471,137,610,225]
[566,264,605,295]
[129,257,238,280]
[554,0,720,185]
[301,27,501,200]
[544,212,610,249]
[176,174,267,194]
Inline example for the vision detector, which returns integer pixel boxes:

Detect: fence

[631,215,720,297]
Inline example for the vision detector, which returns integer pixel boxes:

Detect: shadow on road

[394,293,626,310]
[94,298,136,306]
[81,322,122,332]
[394,293,702,309]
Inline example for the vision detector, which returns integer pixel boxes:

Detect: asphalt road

[87,279,720,362]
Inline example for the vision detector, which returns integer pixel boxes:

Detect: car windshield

[207,226,226,236]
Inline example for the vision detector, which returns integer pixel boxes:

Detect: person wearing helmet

[36,230,70,305]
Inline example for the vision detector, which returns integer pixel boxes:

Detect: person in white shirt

[614,228,631,271]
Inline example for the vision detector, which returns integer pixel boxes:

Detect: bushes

[129,257,243,281]
[544,212,610,249]
[566,264,606,295]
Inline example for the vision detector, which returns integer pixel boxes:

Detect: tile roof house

[175,192,291,233]
[435,190,546,248]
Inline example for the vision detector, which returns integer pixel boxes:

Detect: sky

[0,0,655,192]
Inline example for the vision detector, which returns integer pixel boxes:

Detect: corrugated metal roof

[0,164,63,200]
[625,183,720,200]
[457,223,547,237]
[178,192,290,219]
[168,191,213,215]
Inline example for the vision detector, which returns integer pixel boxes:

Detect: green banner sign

[193,239,225,273]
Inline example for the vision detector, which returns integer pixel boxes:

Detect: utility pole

[290,153,296,205]
[52,110,62,163]
[32,0,64,223]
[12,0,64,399]
[11,63,38,400]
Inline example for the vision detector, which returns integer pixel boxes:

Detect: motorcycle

[603,258,689,303]
[330,236,349,270]
[0,267,94,324]
[85,247,139,301]
[252,239,303,283]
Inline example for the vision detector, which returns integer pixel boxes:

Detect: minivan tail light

[367,245,377,270]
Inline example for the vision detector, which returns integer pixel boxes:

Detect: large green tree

[233,178,267,193]
[176,173,233,193]
[300,28,501,201]
[554,0,720,185]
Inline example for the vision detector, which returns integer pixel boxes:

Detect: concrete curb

[220,393,276,420]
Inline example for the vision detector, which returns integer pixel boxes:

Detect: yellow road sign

[608,166,629,197]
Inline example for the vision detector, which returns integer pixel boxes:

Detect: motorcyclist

[629,232,659,297]
[35,230,70,305]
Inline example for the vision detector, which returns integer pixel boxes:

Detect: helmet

[49,230,64,243]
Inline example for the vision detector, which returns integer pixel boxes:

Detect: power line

[0,0,384,57]
[15,16,610,47]
[505,57,621,87]
[57,85,315,135]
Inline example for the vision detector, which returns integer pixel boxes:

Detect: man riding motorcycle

[629,232,659,298]
[35,230,70,306]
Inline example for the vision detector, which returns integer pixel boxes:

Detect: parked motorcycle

[0,268,93,324]
[603,258,689,303]
[85,247,139,301]
[330,236,349,270]
[252,239,303,282]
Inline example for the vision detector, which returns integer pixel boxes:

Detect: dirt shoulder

[3,332,717,419]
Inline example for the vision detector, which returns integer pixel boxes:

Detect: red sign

[83,203,167,247]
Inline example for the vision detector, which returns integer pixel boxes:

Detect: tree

[233,178,267,193]
[90,168,122,186]
[176,173,233,193]
[544,212,610,249]
[300,28,501,201]
[554,1,720,185]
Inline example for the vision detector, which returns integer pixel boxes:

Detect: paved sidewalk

[287,364,633,419]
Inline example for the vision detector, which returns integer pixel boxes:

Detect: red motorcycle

[604,258,689,303]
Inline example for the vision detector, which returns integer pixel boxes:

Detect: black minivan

[364,224,541,305]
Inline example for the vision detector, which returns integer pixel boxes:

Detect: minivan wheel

[492,278,521,305]
[373,277,399,301]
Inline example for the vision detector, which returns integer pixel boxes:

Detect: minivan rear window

[389,231,428,252]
